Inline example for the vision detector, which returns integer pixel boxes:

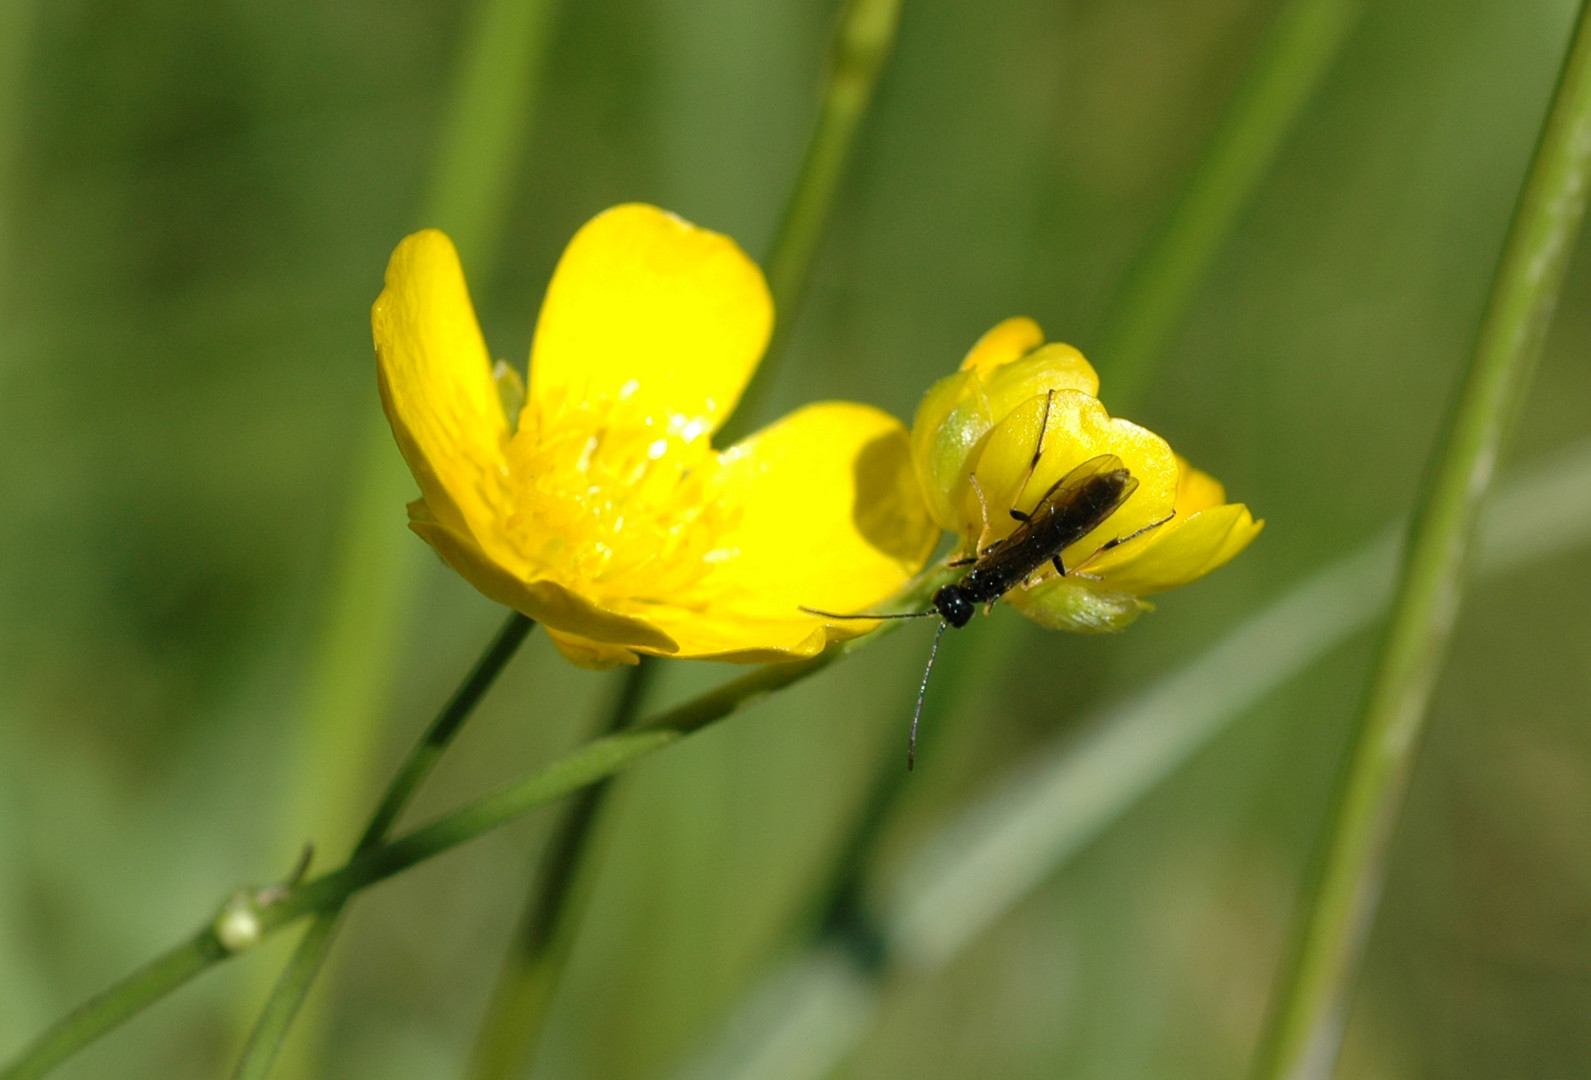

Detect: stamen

[503,399,730,603]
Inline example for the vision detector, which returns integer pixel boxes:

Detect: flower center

[501,395,735,610]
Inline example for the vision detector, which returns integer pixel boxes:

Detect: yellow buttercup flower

[374,203,936,667]
[911,316,1262,633]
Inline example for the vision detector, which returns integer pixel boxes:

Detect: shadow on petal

[854,429,942,564]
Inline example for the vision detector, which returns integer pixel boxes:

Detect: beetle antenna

[908,621,949,771]
[799,605,937,621]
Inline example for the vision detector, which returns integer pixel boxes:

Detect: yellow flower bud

[910,319,1263,633]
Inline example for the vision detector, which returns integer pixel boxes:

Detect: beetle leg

[1097,510,1176,554]
[1073,511,1178,574]
[1043,555,1098,583]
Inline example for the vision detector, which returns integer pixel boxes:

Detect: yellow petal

[960,316,1045,376]
[618,609,842,664]
[661,402,936,658]
[1088,504,1264,594]
[910,369,992,529]
[964,390,1178,562]
[1174,455,1228,515]
[373,230,511,548]
[528,204,773,439]
[545,631,642,669]
[408,508,679,652]
[981,342,1100,416]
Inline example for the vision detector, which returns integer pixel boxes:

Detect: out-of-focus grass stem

[1094,0,1359,411]
[717,0,905,444]
[1248,5,1591,1078]
[422,0,560,274]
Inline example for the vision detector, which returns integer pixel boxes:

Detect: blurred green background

[2,0,1590,1077]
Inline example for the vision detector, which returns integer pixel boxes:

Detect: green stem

[0,569,948,1080]
[1093,0,1359,411]
[1248,7,1591,1078]
[356,615,537,847]
[263,633,885,929]
[718,0,905,444]
[268,562,945,932]
[464,659,658,1080]
[229,614,534,1080]
[0,935,225,1080]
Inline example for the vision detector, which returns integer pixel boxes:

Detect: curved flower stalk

[911,316,1262,632]
[375,203,936,667]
